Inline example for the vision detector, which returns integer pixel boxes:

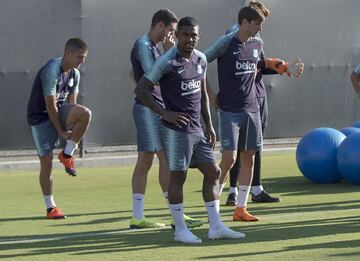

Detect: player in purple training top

[224,1,281,206]
[129,9,204,230]
[135,17,245,244]
[27,38,91,219]
[205,3,287,222]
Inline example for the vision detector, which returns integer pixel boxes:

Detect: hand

[205,125,217,150]
[162,31,176,51]
[162,110,189,128]
[264,58,288,75]
[287,58,304,78]
[59,130,72,140]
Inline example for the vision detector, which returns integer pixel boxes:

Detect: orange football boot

[47,207,66,219]
[233,207,259,222]
[58,150,77,176]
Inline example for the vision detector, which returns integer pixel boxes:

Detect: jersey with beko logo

[130,34,163,107]
[226,24,266,98]
[27,57,79,126]
[145,47,207,133]
[205,32,263,112]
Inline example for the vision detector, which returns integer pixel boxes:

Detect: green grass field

[0,151,359,260]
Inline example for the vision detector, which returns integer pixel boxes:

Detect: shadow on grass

[0,207,168,224]
[197,238,360,259]
[0,214,359,258]
[195,175,360,196]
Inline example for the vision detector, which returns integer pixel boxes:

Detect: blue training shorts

[30,104,75,157]
[133,103,163,152]
[161,127,216,171]
[219,109,262,152]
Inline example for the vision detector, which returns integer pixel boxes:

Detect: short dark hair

[177,16,199,31]
[238,4,266,25]
[151,9,178,27]
[65,38,87,52]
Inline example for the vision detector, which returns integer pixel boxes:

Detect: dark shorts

[218,110,263,152]
[133,103,163,152]
[30,104,75,157]
[161,127,216,171]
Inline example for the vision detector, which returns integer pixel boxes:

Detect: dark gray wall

[0,0,81,148]
[80,0,242,145]
[1,0,360,149]
[260,0,360,137]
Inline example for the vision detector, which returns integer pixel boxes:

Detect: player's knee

[214,167,221,180]
[241,151,255,168]
[81,107,92,122]
[171,171,187,185]
[221,155,236,169]
[136,154,154,171]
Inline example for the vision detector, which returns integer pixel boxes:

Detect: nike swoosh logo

[173,208,181,211]
[178,68,186,74]
[208,205,215,208]
[233,50,241,55]
[134,198,142,201]
[239,189,247,192]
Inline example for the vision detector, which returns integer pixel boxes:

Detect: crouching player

[27,38,91,219]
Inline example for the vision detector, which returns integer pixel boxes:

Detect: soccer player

[204,3,292,221]
[130,9,204,229]
[27,38,91,219]
[135,17,245,243]
[351,63,360,96]
[224,1,280,205]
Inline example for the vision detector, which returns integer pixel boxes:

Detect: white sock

[132,193,144,220]
[236,185,251,208]
[251,185,264,196]
[43,195,56,209]
[169,203,187,233]
[215,199,220,213]
[229,186,238,195]
[205,200,222,229]
[219,183,226,196]
[64,139,77,156]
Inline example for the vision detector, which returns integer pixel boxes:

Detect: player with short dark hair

[130,9,204,229]
[27,37,91,219]
[135,16,245,244]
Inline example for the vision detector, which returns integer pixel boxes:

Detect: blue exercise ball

[340,127,360,136]
[337,132,360,185]
[351,121,360,129]
[296,128,345,183]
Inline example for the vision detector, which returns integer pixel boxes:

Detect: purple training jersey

[145,47,207,133]
[27,58,80,126]
[205,32,264,112]
[130,34,163,106]
[226,24,266,98]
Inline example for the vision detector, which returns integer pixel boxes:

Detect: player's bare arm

[44,96,71,140]
[200,80,216,149]
[135,76,189,127]
[68,92,78,104]
[205,78,219,109]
